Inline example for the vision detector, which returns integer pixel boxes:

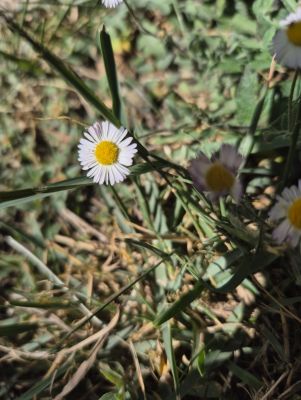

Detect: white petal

[273,30,301,69]
[119,137,134,148]
[272,219,291,243]
[86,165,100,178]
[287,228,301,248]
[102,0,123,7]
[99,168,106,185]
[112,165,124,183]
[87,125,100,143]
[116,163,130,176]
[116,128,128,144]
[280,9,301,27]
[231,180,243,203]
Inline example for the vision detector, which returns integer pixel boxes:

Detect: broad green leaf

[205,251,277,293]
[236,66,259,125]
[252,0,274,19]
[281,0,298,12]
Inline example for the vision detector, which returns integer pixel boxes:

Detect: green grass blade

[98,26,121,120]
[0,177,92,209]
[154,281,203,326]
[0,162,168,209]
[0,322,38,337]
[162,323,180,399]
[15,365,68,400]
[227,361,263,390]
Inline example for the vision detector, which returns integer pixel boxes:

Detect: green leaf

[99,367,124,388]
[124,238,171,259]
[227,361,263,390]
[197,348,206,377]
[154,281,203,325]
[98,26,121,120]
[281,0,298,12]
[0,162,169,210]
[205,251,277,293]
[236,66,259,125]
[9,300,74,309]
[98,393,118,400]
[0,322,38,336]
[0,177,92,210]
[252,0,274,19]
[162,323,180,397]
[15,366,67,400]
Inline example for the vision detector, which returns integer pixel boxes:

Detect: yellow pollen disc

[205,163,235,192]
[286,22,301,46]
[288,198,301,229]
[95,141,119,165]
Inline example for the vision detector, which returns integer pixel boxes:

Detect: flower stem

[123,0,157,38]
[278,71,301,193]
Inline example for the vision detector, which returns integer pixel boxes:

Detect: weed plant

[1,1,301,399]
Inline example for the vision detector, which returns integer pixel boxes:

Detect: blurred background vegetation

[1,0,301,399]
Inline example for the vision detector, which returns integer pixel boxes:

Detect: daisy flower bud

[269,181,301,248]
[78,121,137,185]
[273,8,301,68]
[102,0,123,7]
[188,144,244,202]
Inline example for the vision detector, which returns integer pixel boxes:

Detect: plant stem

[123,0,157,37]
[278,71,301,193]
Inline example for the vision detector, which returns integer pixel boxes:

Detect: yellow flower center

[286,22,301,46]
[95,141,119,165]
[205,163,235,192]
[288,198,301,229]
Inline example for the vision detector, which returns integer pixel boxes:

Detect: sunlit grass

[1,1,301,399]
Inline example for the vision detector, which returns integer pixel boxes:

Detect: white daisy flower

[269,181,301,248]
[102,0,123,8]
[78,121,137,185]
[273,8,301,68]
[188,144,244,202]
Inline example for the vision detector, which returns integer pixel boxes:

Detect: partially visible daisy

[188,144,244,202]
[102,0,123,7]
[273,8,301,68]
[269,181,301,248]
[78,121,137,185]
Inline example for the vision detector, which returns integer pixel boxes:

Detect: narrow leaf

[162,323,180,397]
[99,26,121,120]
[0,323,38,337]
[0,162,168,210]
[154,281,203,326]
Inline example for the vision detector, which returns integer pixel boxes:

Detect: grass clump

[1,1,301,399]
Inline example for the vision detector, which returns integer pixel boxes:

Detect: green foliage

[0,1,301,399]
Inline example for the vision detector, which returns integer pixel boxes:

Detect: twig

[260,370,289,400]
